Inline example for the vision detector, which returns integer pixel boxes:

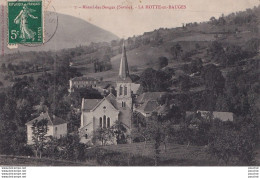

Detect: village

[25,43,235,148]
[0,5,259,166]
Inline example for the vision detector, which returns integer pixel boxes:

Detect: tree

[245,38,260,56]
[132,112,173,165]
[170,43,183,60]
[190,58,203,73]
[148,113,172,165]
[7,63,14,71]
[218,16,226,25]
[201,64,225,94]
[139,68,171,92]
[1,63,6,72]
[57,134,86,161]
[210,16,217,25]
[111,120,128,144]
[207,41,226,63]
[208,126,256,165]
[157,57,168,69]
[179,75,191,92]
[92,128,115,146]
[129,74,140,82]
[31,119,48,158]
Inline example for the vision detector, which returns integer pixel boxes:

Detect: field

[1,143,260,166]
[102,142,219,166]
[0,155,96,166]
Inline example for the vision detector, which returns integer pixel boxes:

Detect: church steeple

[119,42,130,80]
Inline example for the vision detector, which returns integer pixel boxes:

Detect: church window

[103,115,106,128]
[122,101,126,107]
[124,86,127,95]
[99,117,102,128]
[119,86,123,95]
[107,117,110,128]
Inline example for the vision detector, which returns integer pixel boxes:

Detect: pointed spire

[119,42,130,80]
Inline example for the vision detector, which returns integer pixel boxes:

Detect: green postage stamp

[8,1,43,44]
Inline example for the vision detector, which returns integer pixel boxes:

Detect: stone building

[69,76,99,92]
[79,43,140,144]
[25,112,67,145]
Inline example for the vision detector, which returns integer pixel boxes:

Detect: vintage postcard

[0,0,259,175]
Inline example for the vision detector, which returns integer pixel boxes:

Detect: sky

[44,0,259,38]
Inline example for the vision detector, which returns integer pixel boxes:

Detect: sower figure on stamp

[14,4,38,41]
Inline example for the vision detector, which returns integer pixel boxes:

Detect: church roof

[82,99,103,112]
[118,42,132,82]
[105,93,118,109]
[82,94,119,112]
[25,112,67,126]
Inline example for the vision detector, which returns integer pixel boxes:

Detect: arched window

[119,85,123,95]
[103,115,106,128]
[107,117,110,128]
[99,117,102,128]
[124,86,127,95]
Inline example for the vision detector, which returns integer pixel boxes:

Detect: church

[79,43,140,144]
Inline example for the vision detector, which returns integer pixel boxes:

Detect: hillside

[1,5,260,85]
[0,11,118,54]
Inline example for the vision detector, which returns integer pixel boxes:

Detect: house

[79,43,140,145]
[135,92,166,105]
[69,76,99,92]
[135,100,160,117]
[25,112,67,145]
[93,81,113,96]
[134,92,166,117]
[186,110,234,122]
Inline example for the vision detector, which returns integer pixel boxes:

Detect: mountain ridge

[0,11,119,53]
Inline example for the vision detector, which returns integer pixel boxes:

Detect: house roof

[136,100,160,113]
[71,76,98,82]
[25,112,67,126]
[136,92,166,103]
[95,81,115,89]
[131,83,141,94]
[185,111,234,122]
[157,104,169,116]
[52,115,68,125]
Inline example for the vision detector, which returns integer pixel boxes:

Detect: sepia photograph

[0,0,259,172]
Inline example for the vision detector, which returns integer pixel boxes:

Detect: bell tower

[116,42,133,109]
